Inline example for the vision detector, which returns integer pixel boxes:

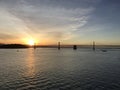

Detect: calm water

[0,48,120,90]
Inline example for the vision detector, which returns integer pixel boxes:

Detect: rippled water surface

[0,48,120,90]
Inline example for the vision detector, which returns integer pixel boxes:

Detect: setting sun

[28,39,35,46]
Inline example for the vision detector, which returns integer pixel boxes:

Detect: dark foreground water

[0,48,120,90]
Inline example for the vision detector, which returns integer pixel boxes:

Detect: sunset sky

[0,0,120,45]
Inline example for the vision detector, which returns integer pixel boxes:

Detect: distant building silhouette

[73,45,77,50]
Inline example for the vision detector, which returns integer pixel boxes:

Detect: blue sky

[0,0,120,45]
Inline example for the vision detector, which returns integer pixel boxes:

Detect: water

[0,48,120,90]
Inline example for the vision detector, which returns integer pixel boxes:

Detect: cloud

[0,32,21,44]
[0,33,18,40]
[0,0,99,42]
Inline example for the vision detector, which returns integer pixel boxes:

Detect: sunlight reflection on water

[25,48,35,77]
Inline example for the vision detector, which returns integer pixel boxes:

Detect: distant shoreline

[0,44,120,49]
[0,44,29,49]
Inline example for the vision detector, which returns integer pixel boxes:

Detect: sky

[0,0,120,45]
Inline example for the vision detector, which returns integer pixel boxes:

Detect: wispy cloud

[0,0,102,44]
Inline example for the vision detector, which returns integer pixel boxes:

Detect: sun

[28,39,35,46]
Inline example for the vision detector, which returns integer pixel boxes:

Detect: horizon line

[0,43,120,46]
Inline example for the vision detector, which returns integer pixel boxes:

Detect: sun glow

[28,39,35,46]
